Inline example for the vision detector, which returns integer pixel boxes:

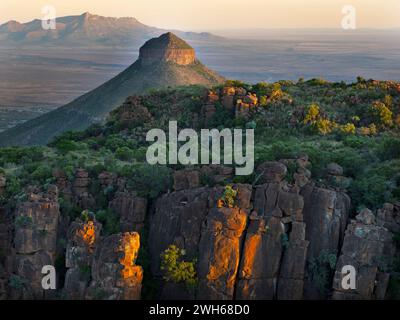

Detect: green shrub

[9,275,27,290]
[95,209,119,236]
[31,164,53,183]
[51,138,86,153]
[308,250,337,294]
[218,185,238,208]
[127,164,172,199]
[160,245,197,288]
[115,147,135,161]
[377,135,400,161]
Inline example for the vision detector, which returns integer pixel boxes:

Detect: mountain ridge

[0,12,223,46]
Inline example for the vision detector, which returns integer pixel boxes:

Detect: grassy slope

[0,60,224,146]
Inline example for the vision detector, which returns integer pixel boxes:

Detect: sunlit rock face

[148,183,252,300]
[139,32,196,66]
[197,205,249,300]
[64,218,102,299]
[118,232,142,284]
[236,180,308,300]
[88,232,143,300]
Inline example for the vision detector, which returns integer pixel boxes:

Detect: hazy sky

[1,0,399,30]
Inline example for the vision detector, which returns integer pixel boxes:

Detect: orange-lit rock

[236,217,285,300]
[118,232,142,282]
[78,221,96,248]
[240,232,262,279]
[197,205,249,299]
[64,218,102,299]
[207,90,220,104]
[88,232,143,300]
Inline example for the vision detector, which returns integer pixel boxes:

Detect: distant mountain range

[0,12,222,47]
[0,32,224,146]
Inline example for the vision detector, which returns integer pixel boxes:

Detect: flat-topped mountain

[139,32,196,66]
[0,33,225,146]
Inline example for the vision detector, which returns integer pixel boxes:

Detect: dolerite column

[88,232,143,300]
[12,186,60,299]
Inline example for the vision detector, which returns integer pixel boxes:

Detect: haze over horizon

[1,0,400,30]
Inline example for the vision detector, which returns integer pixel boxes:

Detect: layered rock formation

[88,232,143,300]
[201,86,261,123]
[109,191,147,232]
[139,32,196,66]
[1,155,399,300]
[332,209,395,299]
[147,158,398,300]
[197,186,251,300]
[10,186,60,299]
[64,217,102,299]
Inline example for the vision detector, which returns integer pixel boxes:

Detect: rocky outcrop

[111,96,153,129]
[236,161,308,300]
[377,202,400,233]
[326,163,351,190]
[64,217,102,299]
[197,185,251,299]
[109,191,147,232]
[277,221,309,299]
[88,232,143,300]
[64,216,143,300]
[331,209,395,300]
[148,157,355,300]
[4,152,399,301]
[149,187,210,277]
[11,186,60,299]
[173,169,201,191]
[201,90,219,126]
[149,184,251,299]
[236,215,286,299]
[301,184,350,299]
[201,86,261,120]
[222,87,236,110]
[200,165,234,185]
[53,169,73,201]
[98,171,117,189]
[256,161,287,183]
[236,93,258,118]
[72,169,95,210]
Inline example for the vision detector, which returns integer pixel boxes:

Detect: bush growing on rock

[160,245,197,287]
